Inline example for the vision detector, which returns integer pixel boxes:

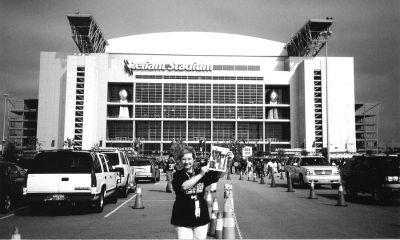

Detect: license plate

[52,194,65,200]
[135,169,144,172]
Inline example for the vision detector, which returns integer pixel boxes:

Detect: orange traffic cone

[308,181,317,199]
[287,172,294,192]
[253,172,257,182]
[215,212,223,239]
[270,172,276,188]
[336,184,348,207]
[166,181,172,193]
[133,186,144,209]
[222,198,235,239]
[208,198,219,236]
[10,226,21,240]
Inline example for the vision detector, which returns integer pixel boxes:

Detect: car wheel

[109,188,118,204]
[372,188,383,202]
[121,183,129,198]
[94,190,105,213]
[0,193,12,213]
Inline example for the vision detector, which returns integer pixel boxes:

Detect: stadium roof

[105,32,287,57]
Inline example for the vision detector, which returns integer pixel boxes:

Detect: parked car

[131,158,160,183]
[23,150,119,212]
[285,155,341,188]
[99,149,136,197]
[0,161,26,213]
[341,155,400,201]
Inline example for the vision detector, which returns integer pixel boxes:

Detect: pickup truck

[23,150,118,212]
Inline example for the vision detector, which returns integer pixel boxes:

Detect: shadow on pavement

[15,203,104,216]
[317,193,400,207]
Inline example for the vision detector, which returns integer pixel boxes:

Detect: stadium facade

[37,24,356,154]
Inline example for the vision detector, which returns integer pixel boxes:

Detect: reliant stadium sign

[123,59,212,75]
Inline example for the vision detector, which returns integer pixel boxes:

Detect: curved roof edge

[105,32,287,57]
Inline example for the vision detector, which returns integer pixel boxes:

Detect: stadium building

[37,14,356,155]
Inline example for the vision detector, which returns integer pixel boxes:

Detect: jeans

[175,224,208,240]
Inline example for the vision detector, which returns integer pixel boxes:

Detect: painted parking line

[0,206,30,220]
[146,199,174,202]
[104,193,137,218]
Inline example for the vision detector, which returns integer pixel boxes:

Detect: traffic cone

[336,184,348,207]
[287,172,294,192]
[308,181,317,199]
[206,191,213,216]
[10,226,21,240]
[259,174,265,184]
[222,198,235,239]
[208,198,219,236]
[133,186,144,209]
[166,181,172,193]
[215,212,223,239]
[270,172,276,188]
[253,172,257,182]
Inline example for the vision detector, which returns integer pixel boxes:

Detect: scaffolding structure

[285,18,333,57]
[67,14,108,53]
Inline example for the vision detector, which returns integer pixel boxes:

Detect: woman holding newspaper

[170,145,233,240]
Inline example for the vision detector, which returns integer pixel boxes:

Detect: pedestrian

[170,145,233,240]
[165,155,176,192]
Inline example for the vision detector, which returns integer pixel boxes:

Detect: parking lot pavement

[1,172,399,239]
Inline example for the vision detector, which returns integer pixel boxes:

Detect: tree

[2,141,18,162]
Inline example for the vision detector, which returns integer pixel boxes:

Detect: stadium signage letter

[124,60,212,75]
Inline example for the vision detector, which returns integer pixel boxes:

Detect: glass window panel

[163,121,186,141]
[188,122,211,141]
[135,83,162,103]
[107,121,133,141]
[135,121,161,141]
[164,83,187,103]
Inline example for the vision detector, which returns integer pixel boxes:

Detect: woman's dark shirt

[170,169,220,227]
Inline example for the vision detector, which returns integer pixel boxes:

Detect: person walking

[165,155,176,192]
[170,145,233,240]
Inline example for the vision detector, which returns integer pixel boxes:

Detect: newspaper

[207,146,231,172]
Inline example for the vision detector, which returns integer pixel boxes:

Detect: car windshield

[132,160,151,166]
[29,152,93,173]
[103,153,120,166]
[301,157,329,166]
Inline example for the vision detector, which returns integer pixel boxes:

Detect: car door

[100,154,115,196]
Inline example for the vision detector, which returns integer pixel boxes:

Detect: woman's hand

[200,166,209,176]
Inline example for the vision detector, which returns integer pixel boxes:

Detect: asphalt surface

[1,172,399,239]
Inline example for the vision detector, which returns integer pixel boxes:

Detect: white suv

[285,155,341,188]
[24,150,118,212]
[99,149,136,197]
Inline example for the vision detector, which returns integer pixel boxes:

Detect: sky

[0,0,399,148]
